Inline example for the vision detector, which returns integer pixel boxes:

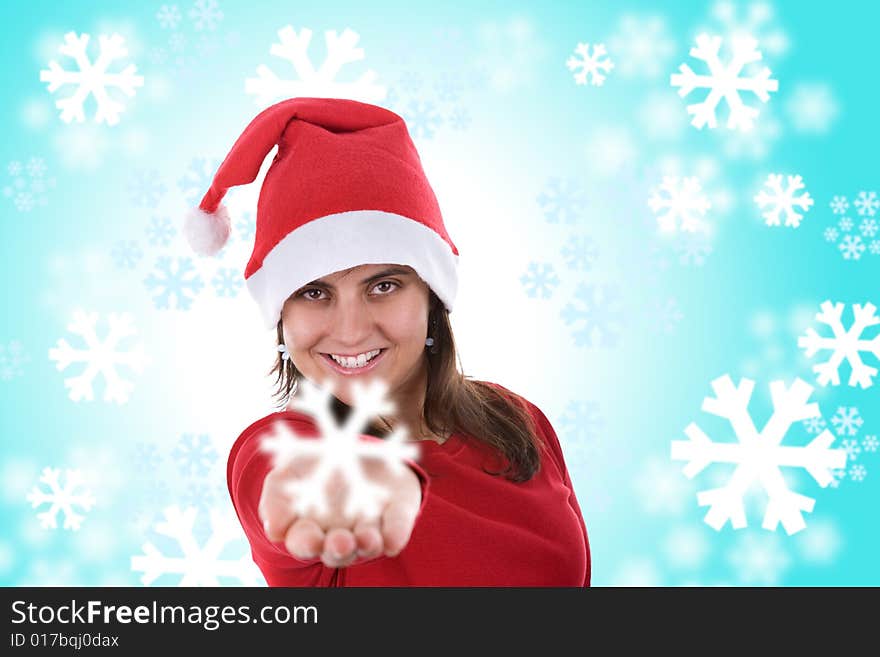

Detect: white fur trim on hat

[245,210,459,329]
[184,204,231,256]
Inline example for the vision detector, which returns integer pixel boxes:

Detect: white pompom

[184,204,231,256]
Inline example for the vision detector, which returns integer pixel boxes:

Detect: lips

[320,349,387,376]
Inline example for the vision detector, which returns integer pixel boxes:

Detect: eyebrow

[305,267,412,289]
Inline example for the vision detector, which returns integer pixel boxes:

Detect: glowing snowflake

[245,26,386,107]
[753,174,814,228]
[26,467,95,530]
[838,235,865,260]
[648,176,712,232]
[854,191,879,217]
[830,195,849,215]
[39,32,144,126]
[565,42,614,87]
[131,505,263,586]
[260,378,420,521]
[671,375,846,535]
[671,34,778,131]
[798,301,880,389]
[48,311,147,404]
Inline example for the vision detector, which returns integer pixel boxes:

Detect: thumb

[380,499,419,558]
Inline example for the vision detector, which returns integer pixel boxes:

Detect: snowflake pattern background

[1,1,879,588]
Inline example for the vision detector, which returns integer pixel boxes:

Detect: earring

[425,317,438,353]
[277,344,290,361]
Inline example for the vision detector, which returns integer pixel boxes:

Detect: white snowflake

[798,301,880,389]
[838,216,853,232]
[854,190,879,217]
[188,0,223,31]
[863,435,878,452]
[753,174,813,228]
[829,195,849,215]
[39,32,144,126]
[841,439,861,461]
[670,34,778,131]
[860,218,878,238]
[838,235,865,260]
[245,26,386,107]
[671,375,846,535]
[565,42,614,87]
[26,467,95,531]
[260,378,420,521]
[131,505,263,586]
[830,407,863,436]
[849,464,867,482]
[802,416,826,434]
[48,310,148,404]
[823,227,838,243]
[648,176,712,232]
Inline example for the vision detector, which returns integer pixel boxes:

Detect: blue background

[1,0,877,586]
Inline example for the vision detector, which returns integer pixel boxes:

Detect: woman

[186,97,590,586]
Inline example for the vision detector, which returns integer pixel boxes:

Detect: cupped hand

[259,454,422,569]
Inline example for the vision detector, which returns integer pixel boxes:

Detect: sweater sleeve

[527,402,592,587]
[227,413,431,586]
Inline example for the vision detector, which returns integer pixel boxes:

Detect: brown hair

[269,290,544,482]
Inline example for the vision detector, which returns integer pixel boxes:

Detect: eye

[372,280,399,295]
[298,288,326,301]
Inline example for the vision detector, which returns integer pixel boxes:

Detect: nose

[331,297,375,346]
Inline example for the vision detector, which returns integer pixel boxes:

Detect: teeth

[329,349,381,369]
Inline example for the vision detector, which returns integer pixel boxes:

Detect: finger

[352,518,383,559]
[258,471,298,543]
[380,500,418,558]
[284,517,325,561]
[322,527,357,565]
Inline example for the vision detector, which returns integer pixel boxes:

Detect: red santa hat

[184,96,459,329]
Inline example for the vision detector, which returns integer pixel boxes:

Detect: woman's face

[280,263,432,409]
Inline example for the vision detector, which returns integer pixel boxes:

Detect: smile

[320,349,387,376]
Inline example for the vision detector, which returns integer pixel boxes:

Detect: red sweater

[227,389,591,586]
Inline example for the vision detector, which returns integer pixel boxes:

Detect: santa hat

[184,97,459,329]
